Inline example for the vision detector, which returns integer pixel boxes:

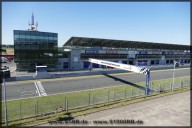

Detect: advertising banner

[106,50,118,54]
[128,51,136,59]
[85,50,99,54]
[166,51,174,54]
[138,51,148,54]
[151,51,162,54]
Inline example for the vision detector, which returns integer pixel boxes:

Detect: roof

[63,37,190,51]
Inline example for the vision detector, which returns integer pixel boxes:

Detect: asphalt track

[2,68,190,100]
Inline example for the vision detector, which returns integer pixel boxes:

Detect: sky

[2,2,190,47]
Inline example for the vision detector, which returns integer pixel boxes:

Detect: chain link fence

[1,77,190,124]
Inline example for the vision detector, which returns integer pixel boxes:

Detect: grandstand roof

[63,37,190,50]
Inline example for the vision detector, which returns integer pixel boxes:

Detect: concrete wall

[6,64,189,82]
[15,75,34,81]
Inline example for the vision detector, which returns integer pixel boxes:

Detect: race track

[2,68,190,100]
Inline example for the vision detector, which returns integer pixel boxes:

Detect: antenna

[28,12,38,31]
[32,12,34,25]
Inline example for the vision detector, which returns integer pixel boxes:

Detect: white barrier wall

[11,64,190,81]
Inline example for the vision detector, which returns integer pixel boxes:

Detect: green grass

[1,76,190,126]
[4,85,190,127]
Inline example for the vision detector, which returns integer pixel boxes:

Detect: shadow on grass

[57,112,74,121]
[103,73,145,90]
[8,123,23,128]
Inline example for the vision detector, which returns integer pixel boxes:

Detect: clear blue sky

[2,2,190,47]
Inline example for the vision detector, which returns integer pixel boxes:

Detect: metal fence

[1,77,190,124]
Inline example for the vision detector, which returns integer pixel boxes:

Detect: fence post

[180,81,183,91]
[63,96,66,110]
[187,80,190,86]
[36,101,38,120]
[170,82,173,91]
[159,84,161,94]
[35,104,37,120]
[90,93,92,106]
[131,87,133,99]
[20,102,22,121]
[114,91,116,101]
[108,90,110,102]
[112,91,115,101]
[151,85,153,95]
[125,88,127,99]
[93,95,95,105]
[139,87,141,96]
[65,97,68,113]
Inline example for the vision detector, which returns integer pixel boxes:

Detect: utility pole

[172,60,176,91]
[145,68,150,95]
[3,71,8,127]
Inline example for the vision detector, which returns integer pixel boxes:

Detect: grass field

[1,76,190,126]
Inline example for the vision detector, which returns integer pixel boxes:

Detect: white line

[36,81,47,96]
[20,93,37,97]
[34,82,41,96]
[6,82,16,85]
[19,90,37,94]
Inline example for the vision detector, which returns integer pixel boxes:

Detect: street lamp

[2,70,8,127]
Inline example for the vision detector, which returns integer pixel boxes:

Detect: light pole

[172,60,176,91]
[3,71,8,127]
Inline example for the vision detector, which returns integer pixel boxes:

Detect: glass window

[19,34,25,39]
[25,33,30,39]
[14,31,58,70]
[48,36,54,40]
[14,35,19,38]
[14,30,19,35]
[54,37,57,40]
[44,36,48,40]
[31,34,36,39]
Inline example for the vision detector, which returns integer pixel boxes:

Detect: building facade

[14,14,58,70]
[58,37,190,71]
[14,30,58,70]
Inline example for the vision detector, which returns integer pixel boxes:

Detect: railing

[1,77,190,124]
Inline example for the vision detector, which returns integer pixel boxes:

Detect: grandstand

[57,37,190,70]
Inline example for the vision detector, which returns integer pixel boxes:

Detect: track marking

[7,76,190,101]
[36,81,47,96]
[6,82,16,85]
[34,82,41,96]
